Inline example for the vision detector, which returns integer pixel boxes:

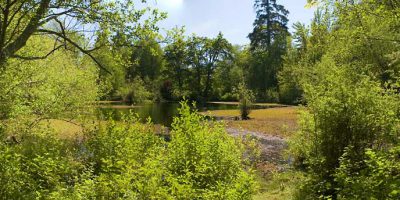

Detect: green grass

[41,119,167,140]
[254,170,305,200]
[40,119,84,139]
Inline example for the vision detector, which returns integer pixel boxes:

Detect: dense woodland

[0,0,399,199]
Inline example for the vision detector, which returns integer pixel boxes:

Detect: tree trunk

[196,66,202,98]
[177,64,182,90]
[203,66,212,100]
[266,0,271,48]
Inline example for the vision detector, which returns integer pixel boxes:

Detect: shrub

[335,146,400,199]
[83,102,256,199]
[278,67,303,104]
[0,36,99,125]
[265,88,279,103]
[235,82,255,120]
[166,101,257,199]
[0,127,82,199]
[119,77,153,104]
[289,57,400,198]
[0,102,257,199]
[86,115,168,199]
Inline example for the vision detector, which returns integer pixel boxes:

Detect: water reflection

[97,102,241,126]
[97,102,277,126]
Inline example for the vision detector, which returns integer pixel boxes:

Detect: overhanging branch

[10,44,63,60]
[36,29,111,74]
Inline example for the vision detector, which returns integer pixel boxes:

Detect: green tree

[128,39,165,81]
[185,33,232,101]
[164,28,188,98]
[202,33,232,101]
[248,0,289,101]
[235,82,255,120]
[165,31,232,101]
[213,45,248,101]
[288,1,400,198]
[93,41,129,100]
[0,0,165,73]
[249,0,289,50]
[0,36,99,124]
[186,35,207,99]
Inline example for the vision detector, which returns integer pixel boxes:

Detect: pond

[97,102,242,127]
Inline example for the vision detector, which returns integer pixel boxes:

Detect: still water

[97,102,240,126]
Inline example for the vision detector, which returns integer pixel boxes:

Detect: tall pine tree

[249,0,289,50]
[248,0,289,101]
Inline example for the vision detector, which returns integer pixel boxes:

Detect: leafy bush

[289,57,400,198]
[265,88,280,103]
[0,128,82,199]
[278,63,303,105]
[335,146,400,199]
[235,82,255,120]
[119,77,154,104]
[0,101,257,199]
[166,102,257,199]
[85,102,257,199]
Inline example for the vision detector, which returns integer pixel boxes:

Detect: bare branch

[39,9,74,26]
[54,18,67,48]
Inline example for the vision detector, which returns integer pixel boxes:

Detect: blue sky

[153,0,316,45]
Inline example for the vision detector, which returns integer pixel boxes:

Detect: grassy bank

[254,170,305,200]
[202,106,299,138]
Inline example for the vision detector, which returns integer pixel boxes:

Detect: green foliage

[93,43,129,100]
[282,1,400,198]
[167,102,257,199]
[212,46,248,101]
[249,0,289,50]
[335,146,400,199]
[0,36,99,126]
[254,170,306,200]
[290,57,400,198]
[86,115,169,199]
[0,102,257,199]
[0,128,82,199]
[164,28,189,99]
[287,109,315,169]
[247,0,289,101]
[164,30,234,101]
[119,77,154,104]
[235,83,255,120]
[0,0,166,70]
[128,39,165,81]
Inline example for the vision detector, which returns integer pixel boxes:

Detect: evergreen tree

[248,0,289,101]
[248,0,289,50]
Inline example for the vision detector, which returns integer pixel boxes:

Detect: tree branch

[10,44,63,60]
[4,0,51,57]
[36,29,111,74]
